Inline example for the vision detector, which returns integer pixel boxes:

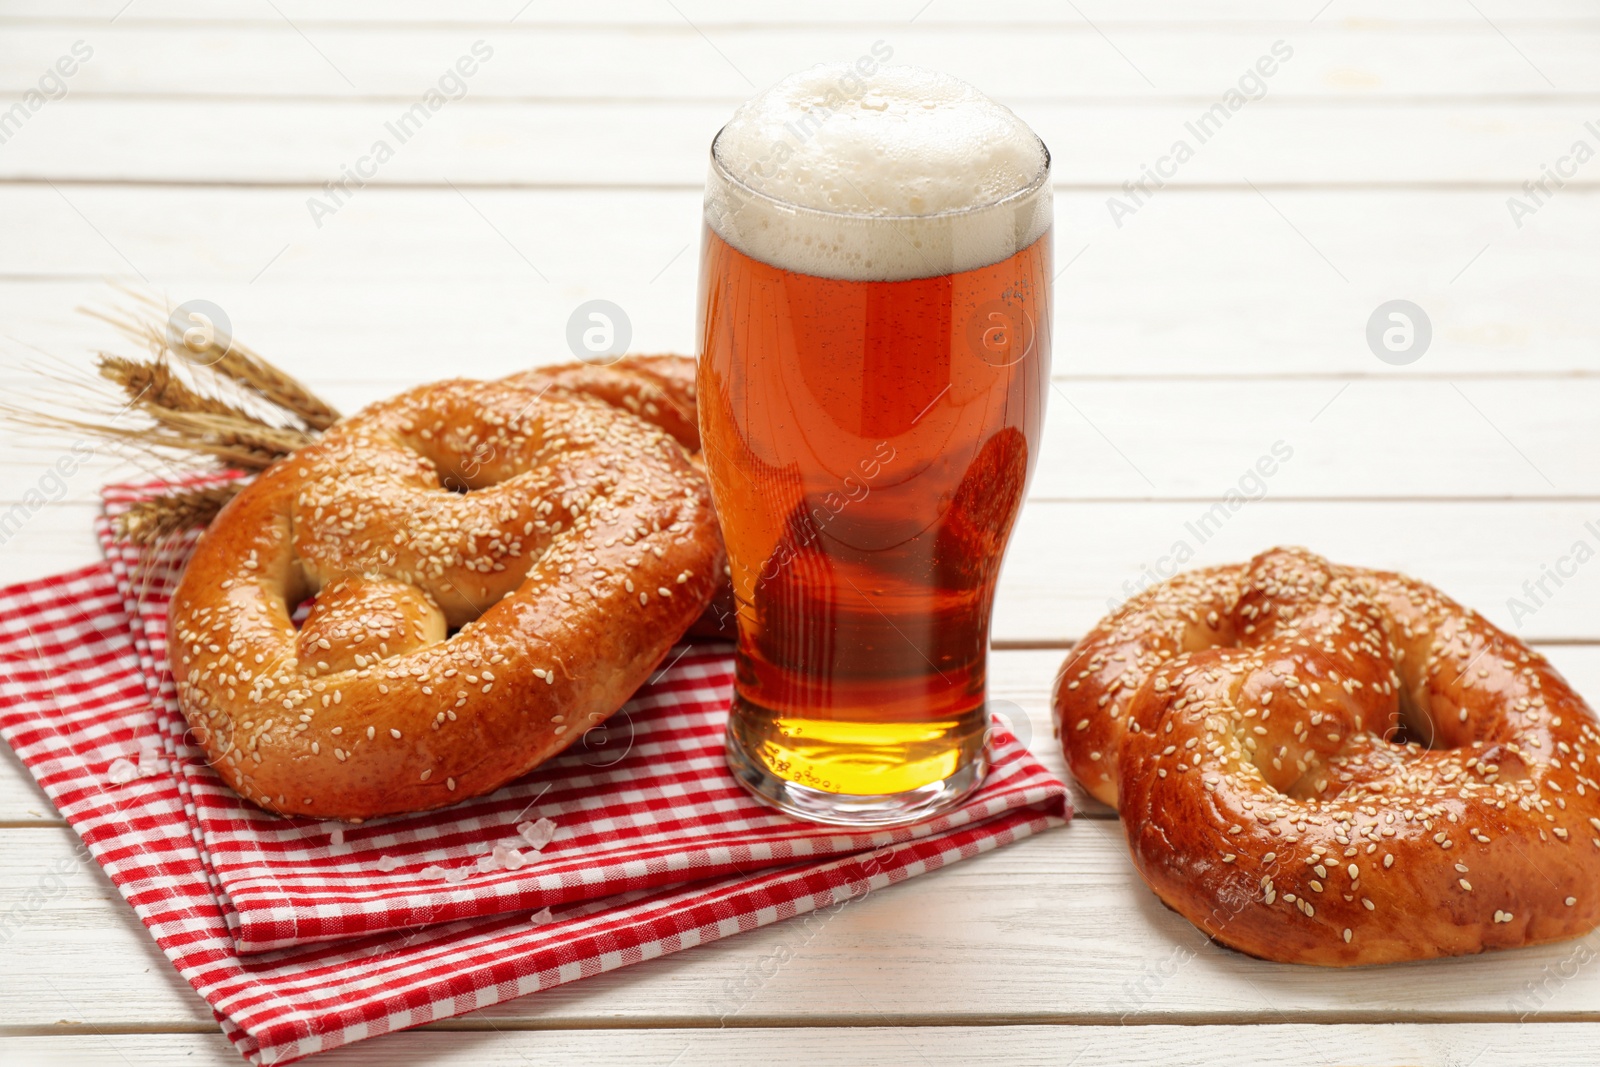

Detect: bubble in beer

[707,64,1051,282]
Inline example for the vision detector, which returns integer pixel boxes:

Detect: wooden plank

[0,747,54,823]
[7,0,1599,28]
[0,187,1592,380]
[11,812,1600,1028]
[9,100,1600,187]
[1,23,1597,103]
[2,376,1594,506]
[995,500,1600,644]
[0,505,99,585]
[1,1025,1597,1067]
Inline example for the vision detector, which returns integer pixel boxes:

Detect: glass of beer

[697,64,1051,827]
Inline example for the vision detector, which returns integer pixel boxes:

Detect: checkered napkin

[0,480,1069,1064]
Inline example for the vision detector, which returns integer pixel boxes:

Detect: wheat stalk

[211,340,341,430]
[3,404,315,470]
[3,291,342,542]
[93,291,341,430]
[98,353,256,422]
[116,483,242,546]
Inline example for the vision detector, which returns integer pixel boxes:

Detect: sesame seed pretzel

[168,360,723,821]
[1055,547,1600,965]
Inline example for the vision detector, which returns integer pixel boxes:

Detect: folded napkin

[0,480,1069,1064]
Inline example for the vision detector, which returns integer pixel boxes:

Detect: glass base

[724,723,990,829]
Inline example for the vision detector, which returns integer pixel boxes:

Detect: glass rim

[707,124,1052,224]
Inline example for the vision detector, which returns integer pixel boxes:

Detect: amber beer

[698,65,1051,826]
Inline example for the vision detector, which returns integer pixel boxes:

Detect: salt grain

[518,818,557,851]
[494,843,529,871]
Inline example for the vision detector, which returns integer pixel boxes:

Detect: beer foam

[707,64,1050,282]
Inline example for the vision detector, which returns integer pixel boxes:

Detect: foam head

[706,64,1051,282]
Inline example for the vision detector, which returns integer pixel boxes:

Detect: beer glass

[697,65,1051,826]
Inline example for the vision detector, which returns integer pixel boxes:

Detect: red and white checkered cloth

[0,480,1069,1064]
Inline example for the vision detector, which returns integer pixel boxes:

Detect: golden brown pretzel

[1055,547,1600,965]
[168,364,723,821]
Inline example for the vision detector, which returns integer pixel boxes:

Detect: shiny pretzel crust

[1056,547,1600,966]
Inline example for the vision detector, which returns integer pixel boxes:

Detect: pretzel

[168,359,723,820]
[1055,547,1600,965]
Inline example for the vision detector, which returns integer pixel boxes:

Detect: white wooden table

[2,2,1598,1063]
